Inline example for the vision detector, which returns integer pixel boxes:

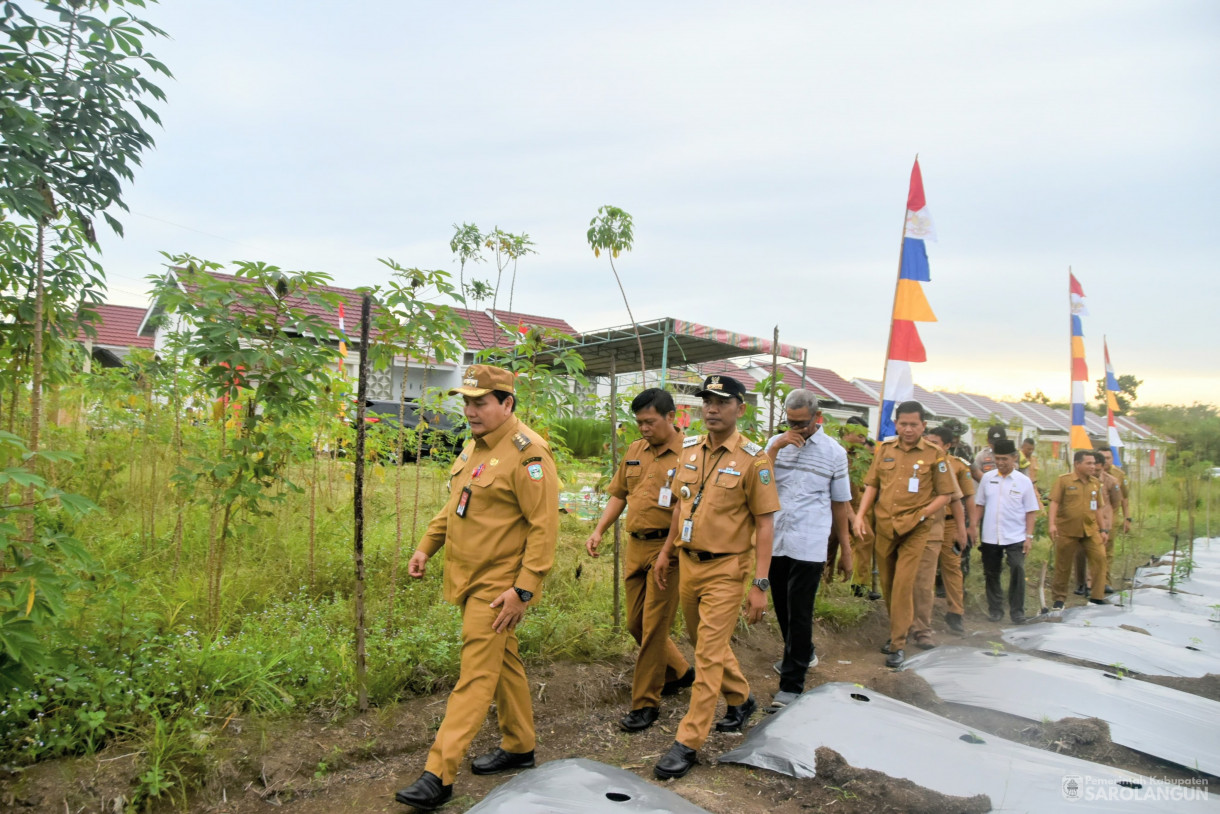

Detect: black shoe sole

[654,762,695,780]
[471,759,535,776]
[394,792,452,810]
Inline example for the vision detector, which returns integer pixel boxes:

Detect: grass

[0,430,1204,806]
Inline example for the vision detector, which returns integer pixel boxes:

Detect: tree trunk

[24,224,46,542]
[353,295,372,711]
[607,255,648,383]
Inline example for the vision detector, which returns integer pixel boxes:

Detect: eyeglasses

[786,419,813,429]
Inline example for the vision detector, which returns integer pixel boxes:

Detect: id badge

[908,477,920,494]
[658,487,673,508]
[455,486,472,518]
[1090,499,1098,511]
[681,518,693,543]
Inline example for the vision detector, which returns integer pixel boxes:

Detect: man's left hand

[837,549,854,580]
[744,586,767,625]
[490,588,526,633]
[1123,518,1131,534]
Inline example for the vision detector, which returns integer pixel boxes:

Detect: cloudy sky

[96,1,1219,406]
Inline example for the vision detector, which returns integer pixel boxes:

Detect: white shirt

[767,427,852,562]
[975,469,1040,545]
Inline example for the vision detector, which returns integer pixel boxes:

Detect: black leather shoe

[654,741,698,779]
[1074,585,1087,596]
[880,639,895,655]
[945,612,964,633]
[1088,597,1107,605]
[395,772,452,810]
[851,583,865,598]
[988,610,1003,622]
[1104,585,1115,594]
[661,667,695,696]
[619,706,659,732]
[714,695,757,732]
[885,649,905,668]
[1052,600,1065,610]
[470,748,535,775]
[1011,614,1027,625]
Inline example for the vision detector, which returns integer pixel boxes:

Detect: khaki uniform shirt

[864,437,958,536]
[419,415,559,604]
[1020,452,1039,485]
[1049,472,1104,537]
[1106,464,1129,502]
[940,456,975,537]
[672,430,780,555]
[1100,471,1122,525]
[607,432,683,533]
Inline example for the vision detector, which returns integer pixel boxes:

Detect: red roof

[696,358,761,384]
[455,307,578,351]
[78,304,155,349]
[799,365,874,407]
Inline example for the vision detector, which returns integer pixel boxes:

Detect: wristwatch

[1126,517,1133,522]
[514,587,534,603]
[752,578,771,592]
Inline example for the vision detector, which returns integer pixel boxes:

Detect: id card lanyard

[681,448,726,543]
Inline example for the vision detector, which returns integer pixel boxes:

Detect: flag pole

[1067,267,1073,458]
[874,153,917,440]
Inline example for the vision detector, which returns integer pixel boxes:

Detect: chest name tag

[658,487,673,508]
[908,477,921,494]
[718,467,741,476]
[455,486,472,518]
[681,517,693,543]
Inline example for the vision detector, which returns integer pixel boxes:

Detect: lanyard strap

[689,447,728,520]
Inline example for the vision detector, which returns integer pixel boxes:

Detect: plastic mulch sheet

[1003,622,1220,678]
[904,647,1220,775]
[464,758,712,814]
[716,683,1202,812]
[1119,587,1220,619]
[1058,603,1220,650]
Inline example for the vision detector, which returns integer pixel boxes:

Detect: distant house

[128,270,577,401]
[77,303,156,368]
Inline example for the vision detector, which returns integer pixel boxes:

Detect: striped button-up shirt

[767,427,852,562]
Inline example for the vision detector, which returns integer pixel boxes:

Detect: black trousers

[980,543,1026,620]
[770,555,824,694]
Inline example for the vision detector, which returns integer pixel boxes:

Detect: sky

[92,1,1220,407]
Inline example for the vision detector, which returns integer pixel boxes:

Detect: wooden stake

[353,294,371,712]
[609,354,621,631]
[768,326,779,437]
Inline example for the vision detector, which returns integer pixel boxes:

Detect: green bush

[554,417,611,459]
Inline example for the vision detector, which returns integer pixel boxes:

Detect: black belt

[683,548,733,562]
[629,529,669,541]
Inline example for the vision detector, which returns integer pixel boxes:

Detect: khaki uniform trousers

[850,527,875,587]
[876,521,932,650]
[910,536,951,641]
[424,597,534,784]
[624,538,689,710]
[1073,534,1114,590]
[1053,533,1107,602]
[676,551,751,750]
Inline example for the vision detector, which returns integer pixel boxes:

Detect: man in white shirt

[766,390,853,707]
[971,439,1040,624]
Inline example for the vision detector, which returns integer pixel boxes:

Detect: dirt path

[6,593,1216,813]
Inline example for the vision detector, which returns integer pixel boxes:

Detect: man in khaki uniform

[853,401,956,668]
[585,388,692,732]
[650,375,779,780]
[840,417,876,596]
[1071,451,1119,595]
[909,426,968,645]
[1049,449,1108,609]
[396,365,558,810]
[1101,448,1131,535]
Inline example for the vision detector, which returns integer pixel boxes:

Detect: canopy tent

[516,316,808,382]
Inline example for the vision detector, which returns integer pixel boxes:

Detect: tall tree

[587,205,646,379]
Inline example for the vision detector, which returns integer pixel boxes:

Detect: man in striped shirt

[765,389,853,707]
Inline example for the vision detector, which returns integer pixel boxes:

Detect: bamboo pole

[610,354,621,631]
[768,326,779,437]
[873,153,916,441]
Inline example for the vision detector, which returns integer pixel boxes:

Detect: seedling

[986,641,1006,657]
[1110,662,1128,679]
[1209,604,1220,623]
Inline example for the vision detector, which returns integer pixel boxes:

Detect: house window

[463,352,475,365]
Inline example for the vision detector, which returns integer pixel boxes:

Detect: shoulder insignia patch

[526,462,544,481]
[759,468,772,485]
[938,461,948,473]
[742,440,762,457]
[683,435,702,448]
[512,433,532,451]
[521,456,542,467]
